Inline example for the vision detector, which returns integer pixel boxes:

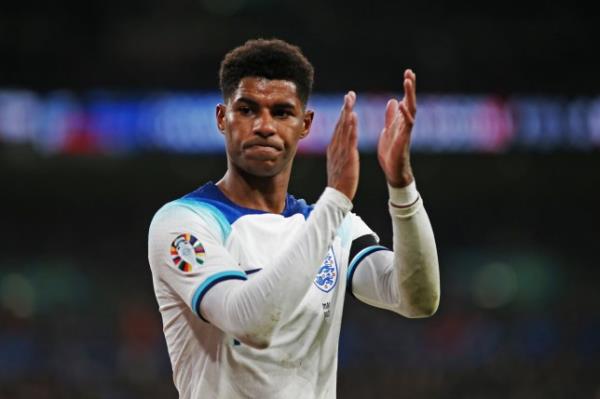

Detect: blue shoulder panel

[282,194,313,219]
[182,181,313,224]
[173,198,232,242]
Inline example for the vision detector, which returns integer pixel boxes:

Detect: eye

[238,106,252,115]
[273,109,293,118]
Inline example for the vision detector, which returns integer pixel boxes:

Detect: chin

[246,165,282,177]
[239,160,284,178]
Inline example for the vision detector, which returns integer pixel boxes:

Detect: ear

[300,110,314,139]
[216,104,227,134]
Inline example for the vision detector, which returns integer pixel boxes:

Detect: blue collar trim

[182,181,313,224]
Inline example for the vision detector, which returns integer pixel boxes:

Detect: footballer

[148,38,439,399]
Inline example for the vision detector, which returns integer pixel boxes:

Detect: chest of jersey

[225,213,348,328]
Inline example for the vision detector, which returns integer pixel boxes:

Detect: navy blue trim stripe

[191,271,247,322]
[245,268,262,275]
[349,234,379,261]
[346,245,390,298]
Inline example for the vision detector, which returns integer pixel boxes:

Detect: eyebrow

[235,97,297,110]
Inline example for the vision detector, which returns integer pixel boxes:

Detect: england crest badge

[314,247,338,293]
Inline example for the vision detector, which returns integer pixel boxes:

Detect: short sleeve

[148,200,247,321]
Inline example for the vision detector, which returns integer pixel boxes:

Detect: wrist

[322,186,353,212]
[386,171,414,188]
[388,180,418,207]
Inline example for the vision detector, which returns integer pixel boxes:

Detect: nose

[253,109,276,137]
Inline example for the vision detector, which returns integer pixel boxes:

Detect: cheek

[224,131,244,158]
[282,121,305,143]
[286,135,304,153]
[225,123,246,143]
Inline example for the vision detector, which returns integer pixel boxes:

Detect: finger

[343,91,356,113]
[403,69,415,89]
[347,91,356,110]
[339,92,356,126]
[340,92,357,137]
[349,111,358,146]
[385,99,399,130]
[332,94,350,141]
[404,69,416,90]
[399,101,415,126]
[403,71,417,116]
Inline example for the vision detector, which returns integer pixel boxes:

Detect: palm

[377,69,417,188]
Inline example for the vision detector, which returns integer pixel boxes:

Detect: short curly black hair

[219,38,314,105]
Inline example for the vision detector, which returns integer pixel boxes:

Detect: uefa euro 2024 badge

[170,233,205,272]
[314,247,338,293]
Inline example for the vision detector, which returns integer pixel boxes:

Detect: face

[216,77,313,177]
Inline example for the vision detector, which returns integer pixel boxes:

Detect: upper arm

[346,213,400,311]
[346,206,441,317]
[148,201,247,321]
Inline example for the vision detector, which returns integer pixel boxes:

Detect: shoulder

[185,182,315,221]
[150,182,232,243]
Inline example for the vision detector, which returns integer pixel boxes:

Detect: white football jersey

[148,182,388,399]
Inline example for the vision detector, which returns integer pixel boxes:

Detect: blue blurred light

[1,90,599,154]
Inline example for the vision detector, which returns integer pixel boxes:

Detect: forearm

[201,187,352,348]
[388,182,440,317]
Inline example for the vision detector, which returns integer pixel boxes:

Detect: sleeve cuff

[322,187,353,212]
[388,181,423,219]
[387,180,419,206]
[191,271,247,322]
[346,245,390,297]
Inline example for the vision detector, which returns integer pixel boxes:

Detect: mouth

[243,141,283,152]
[243,145,282,159]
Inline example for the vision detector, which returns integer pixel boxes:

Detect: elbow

[238,335,272,350]
[404,298,439,318]
[220,297,282,349]
[397,264,440,318]
[234,313,280,349]
[399,289,440,318]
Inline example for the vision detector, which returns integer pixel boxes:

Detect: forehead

[230,77,302,107]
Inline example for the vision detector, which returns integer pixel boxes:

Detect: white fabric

[351,194,440,317]
[148,183,438,399]
[148,187,368,399]
[388,180,419,206]
[200,188,352,348]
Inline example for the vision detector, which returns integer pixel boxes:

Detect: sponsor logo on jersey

[314,247,338,293]
[170,233,205,272]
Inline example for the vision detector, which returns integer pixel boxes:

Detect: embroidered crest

[314,247,338,293]
[170,233,205,272]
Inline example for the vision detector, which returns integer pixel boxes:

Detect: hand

[327,91,359,201]
[377,69,417,188]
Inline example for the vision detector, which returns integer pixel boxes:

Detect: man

[148,38,439,399]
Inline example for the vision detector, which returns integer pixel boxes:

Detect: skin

[378,69,417,188]
[216,77,315,212]
[215,70,418,212]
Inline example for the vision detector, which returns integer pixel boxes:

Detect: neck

[216,163,291,214]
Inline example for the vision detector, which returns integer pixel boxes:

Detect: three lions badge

[314,247,338,292]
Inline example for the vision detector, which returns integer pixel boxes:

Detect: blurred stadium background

[1,1,599,398]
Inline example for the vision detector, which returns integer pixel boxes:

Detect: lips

[243,141,283,151]
[244,145,281,157]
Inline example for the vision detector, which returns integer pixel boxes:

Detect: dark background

[1,1,599,398]
[1,0,598,94]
